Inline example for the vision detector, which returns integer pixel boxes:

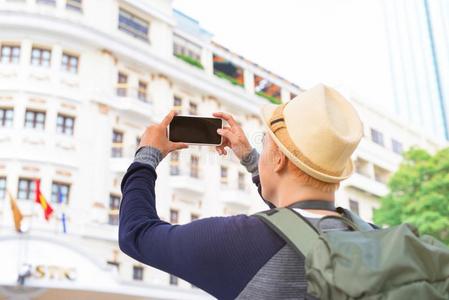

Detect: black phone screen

[169,116,222,144]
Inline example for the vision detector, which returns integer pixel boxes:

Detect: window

[17,178,36,201]
[56,114,75,136]
[31,47,51,67]
[0,177,6,200]
[190,155,199,178]
[170,152,180,175]
[24,110,45,130]
[0,108,13,127]
[238,172,245,191]
[220,166,228,185]
[349,199,359,215]
[173,96,182,113]
[138,81,147,102]
[51,182,70,204]
[170,209,178,224]
[36,0,56,5]
[354,158,370,177]
[109,194,121,225]
[191,213,199,221]
[118,8,149,41]
[189,102,197,115]
[133,265,144,281]
[61,53,79,74]
[371,128,384,147]
[213,54,244,87]
[254,75,281,103]
[111,130,123,158]
[66,0,82,11]
[391,139,403,155]
[173,34,202,61]
[1,45,20,64]
[169,274,178,285]
[116,72,127,97]
[107,249,120,270]
[374,166,390,184]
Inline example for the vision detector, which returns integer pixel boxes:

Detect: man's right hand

[213,112,253,160]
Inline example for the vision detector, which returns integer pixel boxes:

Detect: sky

[172,0,394,112]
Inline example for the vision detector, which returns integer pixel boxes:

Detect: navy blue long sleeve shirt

[118,147,288,299]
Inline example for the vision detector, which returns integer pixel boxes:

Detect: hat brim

[260,104,354,183]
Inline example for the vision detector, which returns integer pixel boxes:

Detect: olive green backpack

[253,205,449,300]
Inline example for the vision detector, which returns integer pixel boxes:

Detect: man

[119,84,364,299]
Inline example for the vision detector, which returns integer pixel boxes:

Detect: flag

[58,187,67,234]
[8,191,23,233]
[35,179,53,221]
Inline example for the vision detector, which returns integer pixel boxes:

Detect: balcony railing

[169,169,205,195]
[115,84,150,103]
[219,183,251,209]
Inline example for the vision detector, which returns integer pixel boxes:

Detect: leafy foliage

[374,147,449,245]
[214,70,244,87]
[256,91,282,104]
[175,54,204,69]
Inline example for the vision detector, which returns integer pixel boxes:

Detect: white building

[0,0,442,299]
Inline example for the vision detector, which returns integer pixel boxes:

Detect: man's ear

[273,148,288,173]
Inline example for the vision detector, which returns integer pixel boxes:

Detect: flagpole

[58,187,67,234]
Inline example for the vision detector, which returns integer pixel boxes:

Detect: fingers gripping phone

[168,116,223,146]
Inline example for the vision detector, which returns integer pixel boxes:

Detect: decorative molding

[60,102,77,111]
[97,103,110,114]
[55,169,72,177]
[29,98,47,104]
[22,165,40,172]
[101,48,118,65]
[0,96,14,101]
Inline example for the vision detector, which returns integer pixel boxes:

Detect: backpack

[253,202,449,300]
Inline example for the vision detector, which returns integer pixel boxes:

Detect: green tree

[374,147,449,245]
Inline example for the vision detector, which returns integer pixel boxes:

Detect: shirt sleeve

[118,161,285,299]
[240,148,276,209]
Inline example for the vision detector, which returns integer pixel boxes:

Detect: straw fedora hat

[260,84,363,183]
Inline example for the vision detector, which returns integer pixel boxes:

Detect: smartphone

[168,116,223,145]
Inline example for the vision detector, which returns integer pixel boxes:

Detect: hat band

[269,104,342,177]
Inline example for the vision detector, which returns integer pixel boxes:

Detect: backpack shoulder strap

[336,207,376,231]
[253,207,320,257]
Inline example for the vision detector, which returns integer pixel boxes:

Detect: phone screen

[169,116,223,145]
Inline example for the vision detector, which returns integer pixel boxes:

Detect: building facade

[0,0,442,299]
[382,0,449,141]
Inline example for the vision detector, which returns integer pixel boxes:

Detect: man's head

[258,133,340,201]
[258,84,363,205]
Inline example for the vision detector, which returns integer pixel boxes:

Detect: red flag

[35,179,53,221]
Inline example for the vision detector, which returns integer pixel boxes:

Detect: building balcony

[219,184,252,210]
[0,63,81,101]
[343,173,388,197]
[357,139,401,170]
[113,86,153,121]
[169,170,205,195]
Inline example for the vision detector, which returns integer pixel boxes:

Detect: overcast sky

[173,0,394,112]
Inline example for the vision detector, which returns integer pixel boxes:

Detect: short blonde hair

[287,160,340,193]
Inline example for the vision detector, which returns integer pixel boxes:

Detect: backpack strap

[336,207,375,232]
[253,207,320,257]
